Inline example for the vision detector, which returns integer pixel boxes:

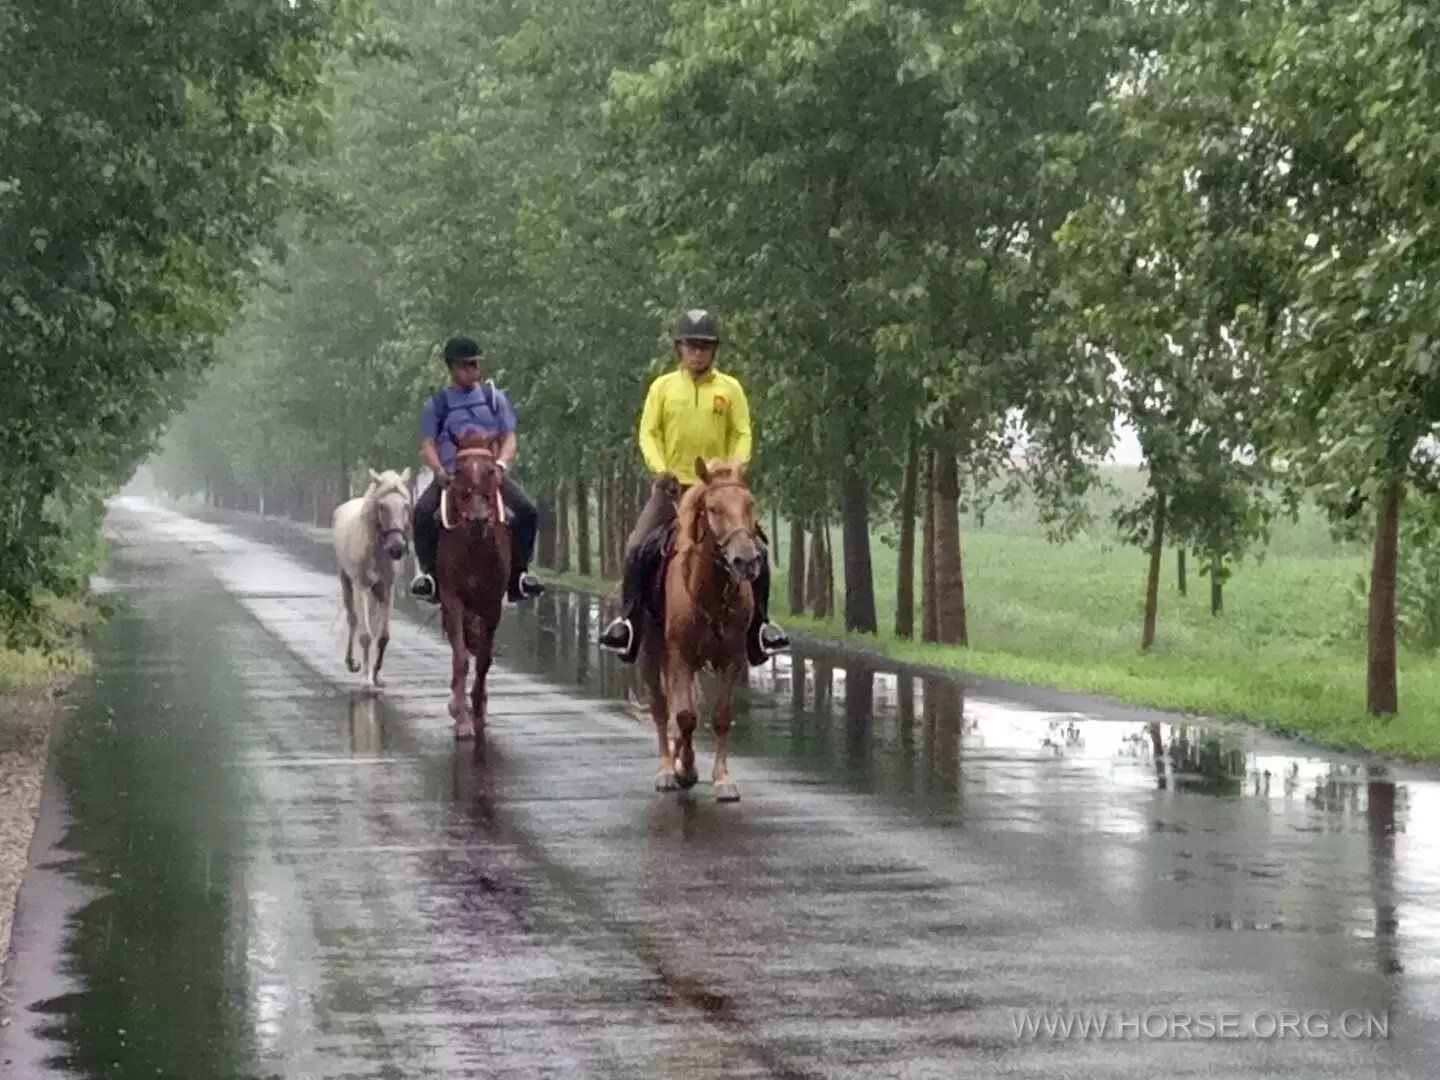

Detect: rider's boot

[599,544,650,665]
[598,613,640,663]
[747,614,791,666]
[410,572,440,604]
[506,569,545,603]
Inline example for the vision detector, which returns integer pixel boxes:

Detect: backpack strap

[431,389,449,440]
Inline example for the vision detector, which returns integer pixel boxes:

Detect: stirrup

[506,572,545,603]
[758,621,790,655]
[598,617,634,655]
[410,573,439,603]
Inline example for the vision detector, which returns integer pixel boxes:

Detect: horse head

[365,467,413,561]
[683,457,762,583]
[448,433,504,531]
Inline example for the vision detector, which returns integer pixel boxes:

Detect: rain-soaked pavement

[3,498,1439,1078]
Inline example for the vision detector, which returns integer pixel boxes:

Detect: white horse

[332,468,413,690]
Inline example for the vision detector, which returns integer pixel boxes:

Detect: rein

[678,480,756,634]
[440,447,505,531]
[366,488,411,551]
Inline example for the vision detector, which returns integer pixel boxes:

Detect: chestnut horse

[639,458,763,802]
[436,433,511,739]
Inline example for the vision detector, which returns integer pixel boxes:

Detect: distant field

[757,468,1440,760]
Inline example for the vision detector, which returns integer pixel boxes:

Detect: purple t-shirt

[420,383,517,474]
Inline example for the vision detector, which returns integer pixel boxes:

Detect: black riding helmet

[442,335,484,365]
[672,309,721,344]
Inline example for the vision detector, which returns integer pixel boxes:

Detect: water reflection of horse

[437,433,510,740]
[639,459,763,802]
[332,468,413,691]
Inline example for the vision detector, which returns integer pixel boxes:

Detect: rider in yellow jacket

[599,309,790,665]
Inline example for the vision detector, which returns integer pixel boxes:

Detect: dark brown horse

[436,433,511,739]
[640,457,762,801]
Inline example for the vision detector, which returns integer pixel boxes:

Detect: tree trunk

[1367,480,1403,716]
[597,474,612,579]
[807,517,829,619]
[933,453,968,646]
[922,451,938,643]
[556,482,571,573]
[895,429,918,639]
[1141,492,1167,651]
[771,508,780,566]
[840,457,877,634]
[576,475,592,577]
[612,472,628,577]
[787,518,806,617]
[824,517,836,617]
[1177,547,1187,596]
[536,495,557,569]
[1210,549,1223,616]
[612,473,628,579]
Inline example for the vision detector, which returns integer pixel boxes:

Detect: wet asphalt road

[3,498,1440,1078]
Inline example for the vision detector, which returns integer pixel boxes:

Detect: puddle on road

[505,590,1416,816]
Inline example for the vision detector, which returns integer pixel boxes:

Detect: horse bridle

[691,479,760,576]
[441,446,505,531]
[370,489,412,549]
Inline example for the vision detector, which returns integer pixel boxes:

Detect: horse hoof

[655,772,679,792]
[714,780,740,803]
[346,659,361,673]
[447,700,459,719]
[454,722,475,741]
[372,675,386,689]
[676,770,699,791]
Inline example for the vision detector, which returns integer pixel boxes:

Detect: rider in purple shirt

[409,335,543,604]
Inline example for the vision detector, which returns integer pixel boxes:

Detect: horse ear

[368,468,382,484]
[736,461,748,483]
[695,457,710,485]
[399,467,412,487]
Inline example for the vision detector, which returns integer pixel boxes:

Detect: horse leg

[355,581,376,690]
[470,620,494,731]
[673,699,699,791]
[712,665,742,802]
[444,603,474,739]
[638,639,673,790]
[661,652,698,793]
[341,573,361,673]
[370,581,390,688]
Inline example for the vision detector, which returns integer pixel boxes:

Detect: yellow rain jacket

[637,368,752,485]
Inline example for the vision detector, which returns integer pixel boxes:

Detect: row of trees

[151,0,1440,716]
[0,1,354,642]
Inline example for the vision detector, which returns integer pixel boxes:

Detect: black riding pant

[414,475,538,582]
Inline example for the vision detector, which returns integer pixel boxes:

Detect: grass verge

[540,535,1440,763]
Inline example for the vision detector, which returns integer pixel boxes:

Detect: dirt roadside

[0,686,61,972]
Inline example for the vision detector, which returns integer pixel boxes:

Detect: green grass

[0,594,101,693]
[543,470,1440,762]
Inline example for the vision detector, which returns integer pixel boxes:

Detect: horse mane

[676,460,746,553]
